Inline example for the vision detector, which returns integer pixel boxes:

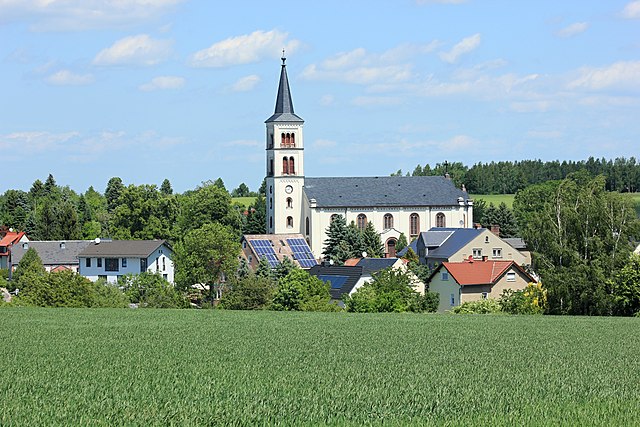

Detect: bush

[452,298,502,314]
[499,283,547,315]
[220,273,276,310]
[120,272,189,308]
[408,292,439,313]
[271,269,334,311]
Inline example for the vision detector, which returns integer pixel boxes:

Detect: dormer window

[60,242,66,249]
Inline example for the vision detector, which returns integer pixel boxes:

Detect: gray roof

[504,238,527,250]
[356,258,398,276]
[304,176,468,207]
[11,240,93,266]
[308,265,363,300]
[78,240,169,257]
[397,239,418,257]
[419,230,455,248]
[424,228,484,259]
[265,58,304,123]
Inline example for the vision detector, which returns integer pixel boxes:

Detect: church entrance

[386,238,397,258]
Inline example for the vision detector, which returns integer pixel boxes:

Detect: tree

[177,183,241,234]
[323,215,347,263]
[362,222,384,258]
[120,272,188,308]
[231,183,251,197]
[160,179,173,196]
[105,177,124,213]
[213,178,227,192]
[244,193,266,234]
[173,223,240,304]
[220,272,276,310]
[273,256,298,281]
[272,269,337,311]
[396,233,408,252]
[255,257,273,280]
[610,254,640,316]
[13,247,45,286]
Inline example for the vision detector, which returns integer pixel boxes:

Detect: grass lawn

[470,194,515,207]
[231,196,256,208]
[2,309,640,425]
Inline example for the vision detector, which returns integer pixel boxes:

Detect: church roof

[303,176,468,208]
[265,57,304,123]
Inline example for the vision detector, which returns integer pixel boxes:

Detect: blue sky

[1,0,639,194]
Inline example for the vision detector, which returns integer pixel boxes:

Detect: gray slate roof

[265,59,304,123]
[424,228,484,259]
[78,240,169,257]
[357,258,398,276]
[504,237,527,250]
[303,176,468,207]
[11,240,93,265]
[419,230,455,247]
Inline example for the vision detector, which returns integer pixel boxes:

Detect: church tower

[265,54,305,235]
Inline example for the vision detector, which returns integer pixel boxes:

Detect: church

[265,55,474,259]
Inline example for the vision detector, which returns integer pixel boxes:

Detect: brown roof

[78,240,168,257]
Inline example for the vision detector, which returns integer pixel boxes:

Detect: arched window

[286,133,291,147]
[269,216,273,229]
[357,214,367,231]
[282,157,289,174]
[383,213,393,230]
[281,133,285,146]
[436,213,446,228]
[269,159,274,177]
[305,217,310,235]
[269,198,273,209]
[410,213,420,236]
[291,133,295,147]
[286,216,294,228]
[289,157,295,175]
[286,197,293,209]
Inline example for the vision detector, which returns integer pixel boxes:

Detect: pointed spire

[266,53,303,123]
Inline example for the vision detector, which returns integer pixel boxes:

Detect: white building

[78,240,174,284]
[265,55,474,258]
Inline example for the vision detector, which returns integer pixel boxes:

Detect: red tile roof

[0,231,26,255]
[442,260,515,285]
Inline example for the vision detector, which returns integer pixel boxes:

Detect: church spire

[266,52,303,123]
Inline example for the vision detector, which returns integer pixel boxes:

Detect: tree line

[394,157,640,194]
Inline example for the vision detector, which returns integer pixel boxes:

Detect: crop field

[470,194,515,207]
[2,309,640,426]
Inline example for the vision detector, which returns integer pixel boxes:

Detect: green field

[2,309,640,425]
[231,196,256,208]
[470,194,516,207]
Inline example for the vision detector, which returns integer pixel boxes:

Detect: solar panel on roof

[249,239,280,267]
[286,238,317,268]
[318,275,348,289]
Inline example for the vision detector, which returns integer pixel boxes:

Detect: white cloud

[0,131,80,152]
[0,0,184,31]
[439,33,481,63]
[139,76,185,91]
[568,61,640,91]
[622,1,640,18]
[555,22,589,38]
[313,139,337,148]
[93,34,172,66]
[231,75,261,92]
[189,30,301,68]
[45,70,94,85]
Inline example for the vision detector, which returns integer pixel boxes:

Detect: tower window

[306,217,310,235]
[357,214,367,231]
[436,213,446,228]
[281,133,285,146]
[291,133,295,147]
[286,197,293,209]
[410,213,420,236]
[282,157,289,174]
[289,157,295,175]
[383,213,393,230]
[286,216,294,228]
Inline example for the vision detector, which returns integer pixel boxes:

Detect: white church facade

[265,56,474,259]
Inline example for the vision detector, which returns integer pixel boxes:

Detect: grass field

[231,196,256,208]
[2,309,640,425]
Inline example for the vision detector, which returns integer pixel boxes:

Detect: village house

[0,228,28,270]
[10,240,93,273]
[241,233,317,270]
[78,239,174,284]
[427,258,536,312]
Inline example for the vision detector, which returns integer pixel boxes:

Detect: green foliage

[499,283,547,314]
[479,202,519,237]
[361,221,384,258]
[344,268,436,313]
[243,193,266,234]
[12,247,46,288]
[273,256,298,281]
[255,257,273,280]
[120,272,188,308]
[220,273,276,310]
[177,183,241,234]
[173,222,241,303]
[610,254,640,316]
[396,233,408,252]
[231,183,251,197]
[451,298,502,314]
[160,179,173,196]
[322,214,347,263]
[272,269,336,311]
[13,271,128,308]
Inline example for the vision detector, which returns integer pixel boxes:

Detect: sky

[1,0,639,195]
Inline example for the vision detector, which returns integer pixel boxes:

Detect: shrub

[220,273,276,310]
[499,283,547,315]
[120,272,189,308]
[452,298,502,314]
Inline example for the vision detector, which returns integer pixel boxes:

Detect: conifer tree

[322,215,347,262]
[362,222,384,258]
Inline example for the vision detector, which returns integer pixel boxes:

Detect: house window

[450,294,455,306]
[140,258,147,272]
[410,213,419,236]
[286,197,293,209]
[492,248,502,258]
[122,258,127,268]
[60,242,65,249]
[97,258,102,268]
[481,292,489,299]
[473,248,482,259]
[383,213,393,230]
[242,241,247,249]
[105,258,119,272]
[485,236,490,243]
[286,216,294,228]
[85,258,91,268]
[441,271,449,281]
[356,214,367,231]
[436,213,446,228]
[507,272,516,282]
[163,274,168,280]
[156,258,159,270]
[162,257,166,271]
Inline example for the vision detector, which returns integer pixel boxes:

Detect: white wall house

[78,240,174,284]
[264,56,473,259]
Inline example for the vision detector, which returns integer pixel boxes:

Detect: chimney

[482,255,488,262]
[490,225,500,236]
[467,255,473,263]
[461,184,466,192]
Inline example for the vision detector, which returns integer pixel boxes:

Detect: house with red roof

[0,229,29,270]
[427,257,536,312]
